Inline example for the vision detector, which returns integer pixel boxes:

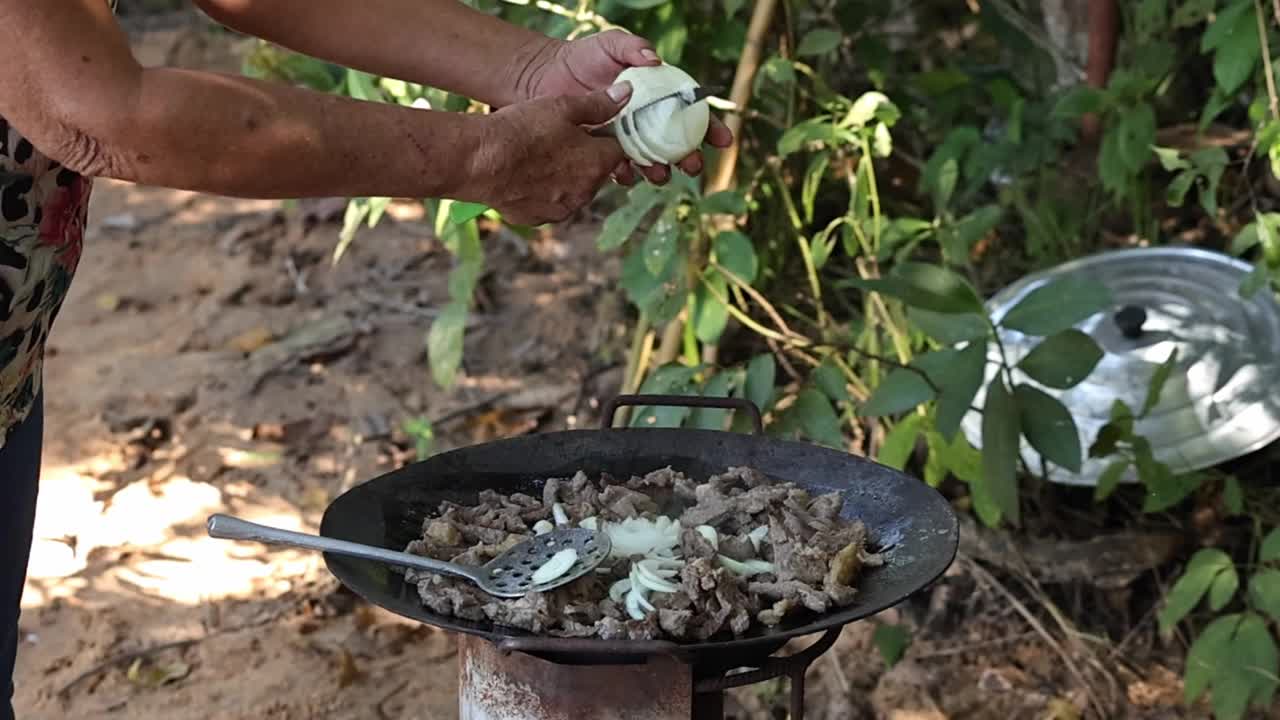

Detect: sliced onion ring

[634,560,680,593]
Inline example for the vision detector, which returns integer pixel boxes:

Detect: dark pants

[0,396,42,720]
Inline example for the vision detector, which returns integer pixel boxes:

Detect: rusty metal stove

[458,628,843,720]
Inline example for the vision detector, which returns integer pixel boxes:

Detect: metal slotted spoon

[205,514,612,598]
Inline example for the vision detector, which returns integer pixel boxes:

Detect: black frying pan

[318,395,959,667]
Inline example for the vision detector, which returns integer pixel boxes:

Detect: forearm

[91,67,482,200]
[196,0,555,108]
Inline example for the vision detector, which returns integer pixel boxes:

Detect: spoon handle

[205,513,484,584]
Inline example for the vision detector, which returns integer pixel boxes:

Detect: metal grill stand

[458,628,844,720]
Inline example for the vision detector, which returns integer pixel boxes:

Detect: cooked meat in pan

[401,466,884,640]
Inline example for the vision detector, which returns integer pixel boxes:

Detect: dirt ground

[8,19,1266,720]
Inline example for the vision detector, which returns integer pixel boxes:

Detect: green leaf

[1141,348,1179,417]
[1089,422,1125,459]
[810,231,835,270]
[943,205,1002,261]
[792,389,845,448]
[879,413,923,470]
[1184,613,1241,704]
[448,201,489,225]
[910,309,989,344]
[872,122,892,158]
[1153,145,1191,171]
[599,183,664,250]
[1017,330,1104,389]
[873,623,911,668]
[1224,476,1245,515]
[1203,0,1253,51]
[847,91,899,127]
[1209,564,1240,611]
[843,262,985,314]
[1249,569,1280,622]
[643,204,680,275]
[621,237,685,324]
[744,354,776,414]
[345,68,382,101]
[1211,3,1261,95]
[1195,147,1228,216]
[1159,549,1234,633]
[1261,528,1280,563]
[981,379,1021,526]
[617,0,670,8]
[713,230,758,284]
[689,370,738,430]
[1014,384,1082,473]
[650,2,688,64]
[801,153,830,223]
[777,117,848,157]
[859,369,935,417]
[796,28,843,57]
[700,190,747,216]
[693,271,729,344]
[1229,613,1280,713]
[922,342,987,442]
[1118,104,1158,173]
[722,0,746,17]
[366,196,392,228]
[334,198,370,264]
[1239,261,1270,299]
[932,157,958,212]
[426,301,468,388]
[1166,170,1197,208]
[1141,466,1202,513]
[1095,459,1130,501]
[1173,0,1215,27]
[813,359,849,403]
[998,276,1113,336]
[1051,85,1105,119]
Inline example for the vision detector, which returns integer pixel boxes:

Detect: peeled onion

[612,64,710,167]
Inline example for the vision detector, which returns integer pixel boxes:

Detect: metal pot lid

[960,246,1280,486]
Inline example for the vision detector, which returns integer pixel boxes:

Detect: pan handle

[602,394,763,435]
[495,636,692,661]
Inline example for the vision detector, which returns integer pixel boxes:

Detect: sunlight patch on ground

[23,461,320,610]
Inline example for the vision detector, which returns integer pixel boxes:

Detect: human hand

[519,30,733,186]
[466,83,632,226]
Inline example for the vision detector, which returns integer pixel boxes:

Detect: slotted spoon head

[478,527,613,598]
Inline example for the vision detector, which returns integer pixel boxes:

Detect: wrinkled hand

[469,84,631,226]
[522,30,733,186]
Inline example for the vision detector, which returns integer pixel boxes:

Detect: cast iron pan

[318,395,959,667]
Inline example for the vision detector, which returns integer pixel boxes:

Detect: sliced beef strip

[599,485,658,519]
[673,475,700,503]
[680,527,718,560]
[807,490,844,521]
[747,579,830,614]
[718,533,757,561]
[597,616,630,640]
[658,608,694,639]
[626,466,682,491]
[713,466,771,489]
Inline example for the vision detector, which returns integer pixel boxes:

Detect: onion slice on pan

[530,548,578,585]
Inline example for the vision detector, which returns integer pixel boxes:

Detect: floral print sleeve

[0,0,118,447]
